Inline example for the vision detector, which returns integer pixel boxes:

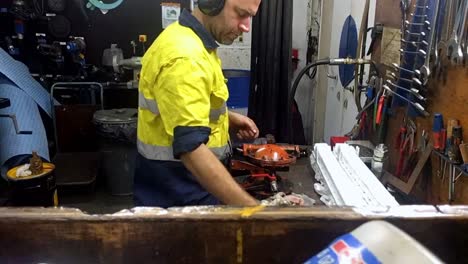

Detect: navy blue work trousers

[133,153,220,208]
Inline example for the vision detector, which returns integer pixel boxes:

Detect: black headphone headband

[198,0,225,16]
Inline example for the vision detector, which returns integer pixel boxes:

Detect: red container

[330,136,350,149]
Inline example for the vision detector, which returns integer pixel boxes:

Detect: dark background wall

[0,0,190,68]
[65,0,190,65]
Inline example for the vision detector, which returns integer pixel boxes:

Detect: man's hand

[181,144,258,206]
[228,111,259,140]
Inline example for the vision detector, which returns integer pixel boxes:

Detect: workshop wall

[218,30,252,70]
[315,0,377,144]
[373,0,468,204]
[292,0,320,144]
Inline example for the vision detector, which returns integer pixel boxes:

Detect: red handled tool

[375,92,386,125]
[440,128,447,151]
[432,113,443,151]
[396,121,415,178]
[395,124,407,150]
[396,135,411,177]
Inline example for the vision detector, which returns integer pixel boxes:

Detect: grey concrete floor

[58,185,133,214]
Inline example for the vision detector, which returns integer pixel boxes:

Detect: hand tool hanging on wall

[448,126,463,164]
[432,113,444,151]
[387,72,423,87]
[436,0,454,79]
[385,79,426,102]
[460,144,468,172]
[395,120,416,178]
[447,0,467,66]
[447,124,464,202]
[382,84,429,116]
[446,119,459,155]
[391,0,434,118]
[400,0,411,32]
[376,91,391,143]
[418,0,441,85]
[432,113,446,177]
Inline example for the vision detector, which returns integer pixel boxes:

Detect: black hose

[354,60,382,119]
[288,58,330,143]
[288,58,381,143]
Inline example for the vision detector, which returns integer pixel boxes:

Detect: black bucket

[93,108,137,196]
[6,163,58,206]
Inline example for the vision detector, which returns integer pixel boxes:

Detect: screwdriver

[449,126,463,164]
[460,144,468,173]
[432,113,444,178]
[446,119,459,156]
[432,113,443,151]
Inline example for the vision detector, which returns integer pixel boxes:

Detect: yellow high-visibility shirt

[137,11,230,161]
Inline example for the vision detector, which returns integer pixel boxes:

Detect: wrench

[464,23,468,65]
[419,0,441,85]
[451,0,468,65]
[401,40,427,49]
[392,62,421,76]
[400,48,426,57]
[415,5,429,10]
[405,30,426,38]
[436,0,456,79]
[410,13,428,19]
[447,0,466,65]
[398,0,429,84]
[401,39,429,48]
[401,0,410,32]
[387,72,423,86]
[385,80,426,101]
[383,85,429,116]
[452,0,468,65]
[404,19,431,30]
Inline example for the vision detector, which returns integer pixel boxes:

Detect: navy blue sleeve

[173,126,211,159]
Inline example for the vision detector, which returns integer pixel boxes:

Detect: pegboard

[373,0,468,204]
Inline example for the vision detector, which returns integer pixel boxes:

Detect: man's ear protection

[198,0,225,16]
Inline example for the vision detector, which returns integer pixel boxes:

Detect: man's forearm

[180,144,258,206]
[228,111,241,127]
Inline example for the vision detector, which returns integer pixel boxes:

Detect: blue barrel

[223,69,250,109]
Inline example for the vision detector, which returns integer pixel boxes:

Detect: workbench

[3,149,468,263]
[276,155,321,203]
[1,205,468,263]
